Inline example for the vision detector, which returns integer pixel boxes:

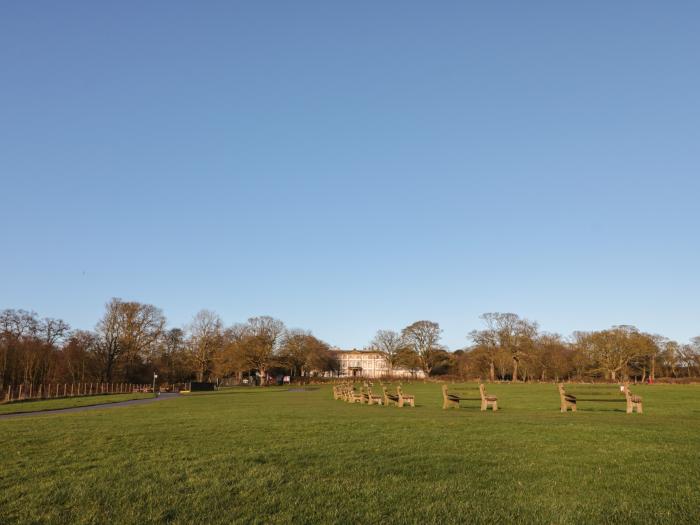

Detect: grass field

[1,383,699,524]
[0,393,153,415]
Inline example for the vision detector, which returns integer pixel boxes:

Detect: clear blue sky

[2,2,699,349]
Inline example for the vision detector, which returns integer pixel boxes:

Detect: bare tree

[187,310,224,382]
[62,330,98,383]
[369,330,405,376]
[469,327,499,382]
[577,325,652,381]
[280,330,336,379]
[94,298,165,382]
[237,316,286,385]
[472,313,538,382]
[401,320,442,375]
[41,318,71,346]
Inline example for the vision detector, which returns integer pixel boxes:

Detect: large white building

[333,349,426,379]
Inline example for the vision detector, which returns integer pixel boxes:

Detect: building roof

[332,348,382,355]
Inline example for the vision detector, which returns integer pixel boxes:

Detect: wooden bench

[442,384,498,411]
[363,385,383,405]
[346,384,363,404]
[558,383,643,414]
[622,383,643,414]
[558,383,577,412]
[336,383,352,402]
[382,386,400,407]
[396,385,415,407]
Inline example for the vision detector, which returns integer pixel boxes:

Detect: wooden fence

[0,382,154,404]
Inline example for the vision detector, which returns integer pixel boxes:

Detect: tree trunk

[650,355,656,382]
[512,357,519,383]
[489,361,495,383]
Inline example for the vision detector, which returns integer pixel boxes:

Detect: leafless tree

[94,298,165,382]
[401,320,443,375]
[471,313,538,382]
[237,316,286,385]
[187,310,224,382]
[369,330,407,376]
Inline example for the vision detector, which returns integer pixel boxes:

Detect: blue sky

[2,2,699,349]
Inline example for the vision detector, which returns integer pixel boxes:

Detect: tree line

[0,300,340,387]
[2,301,699,388]
[372,313,700,382]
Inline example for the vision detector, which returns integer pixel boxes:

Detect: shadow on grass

[573,407,628,413]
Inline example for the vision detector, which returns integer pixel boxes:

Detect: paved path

[0,393,180,420]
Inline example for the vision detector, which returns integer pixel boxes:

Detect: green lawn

[1,383,699,524]
[0,393,153,415]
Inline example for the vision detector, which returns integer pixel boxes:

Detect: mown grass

[1,383,699,524]
[0,393,153,415]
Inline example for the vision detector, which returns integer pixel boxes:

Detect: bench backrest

[622,383,641,403]
[479,383,486,400]
[558,383,566,398]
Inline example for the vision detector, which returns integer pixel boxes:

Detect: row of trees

[2,302,699,387]
[367,313,700,381]
[0,300,339,387]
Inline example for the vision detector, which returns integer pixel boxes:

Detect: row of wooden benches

[333,383,415,407]
[333,382,643,414]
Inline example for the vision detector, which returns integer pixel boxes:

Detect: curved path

[0,393,180,420]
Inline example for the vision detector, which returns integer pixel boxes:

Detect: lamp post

[153,371,158,398]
